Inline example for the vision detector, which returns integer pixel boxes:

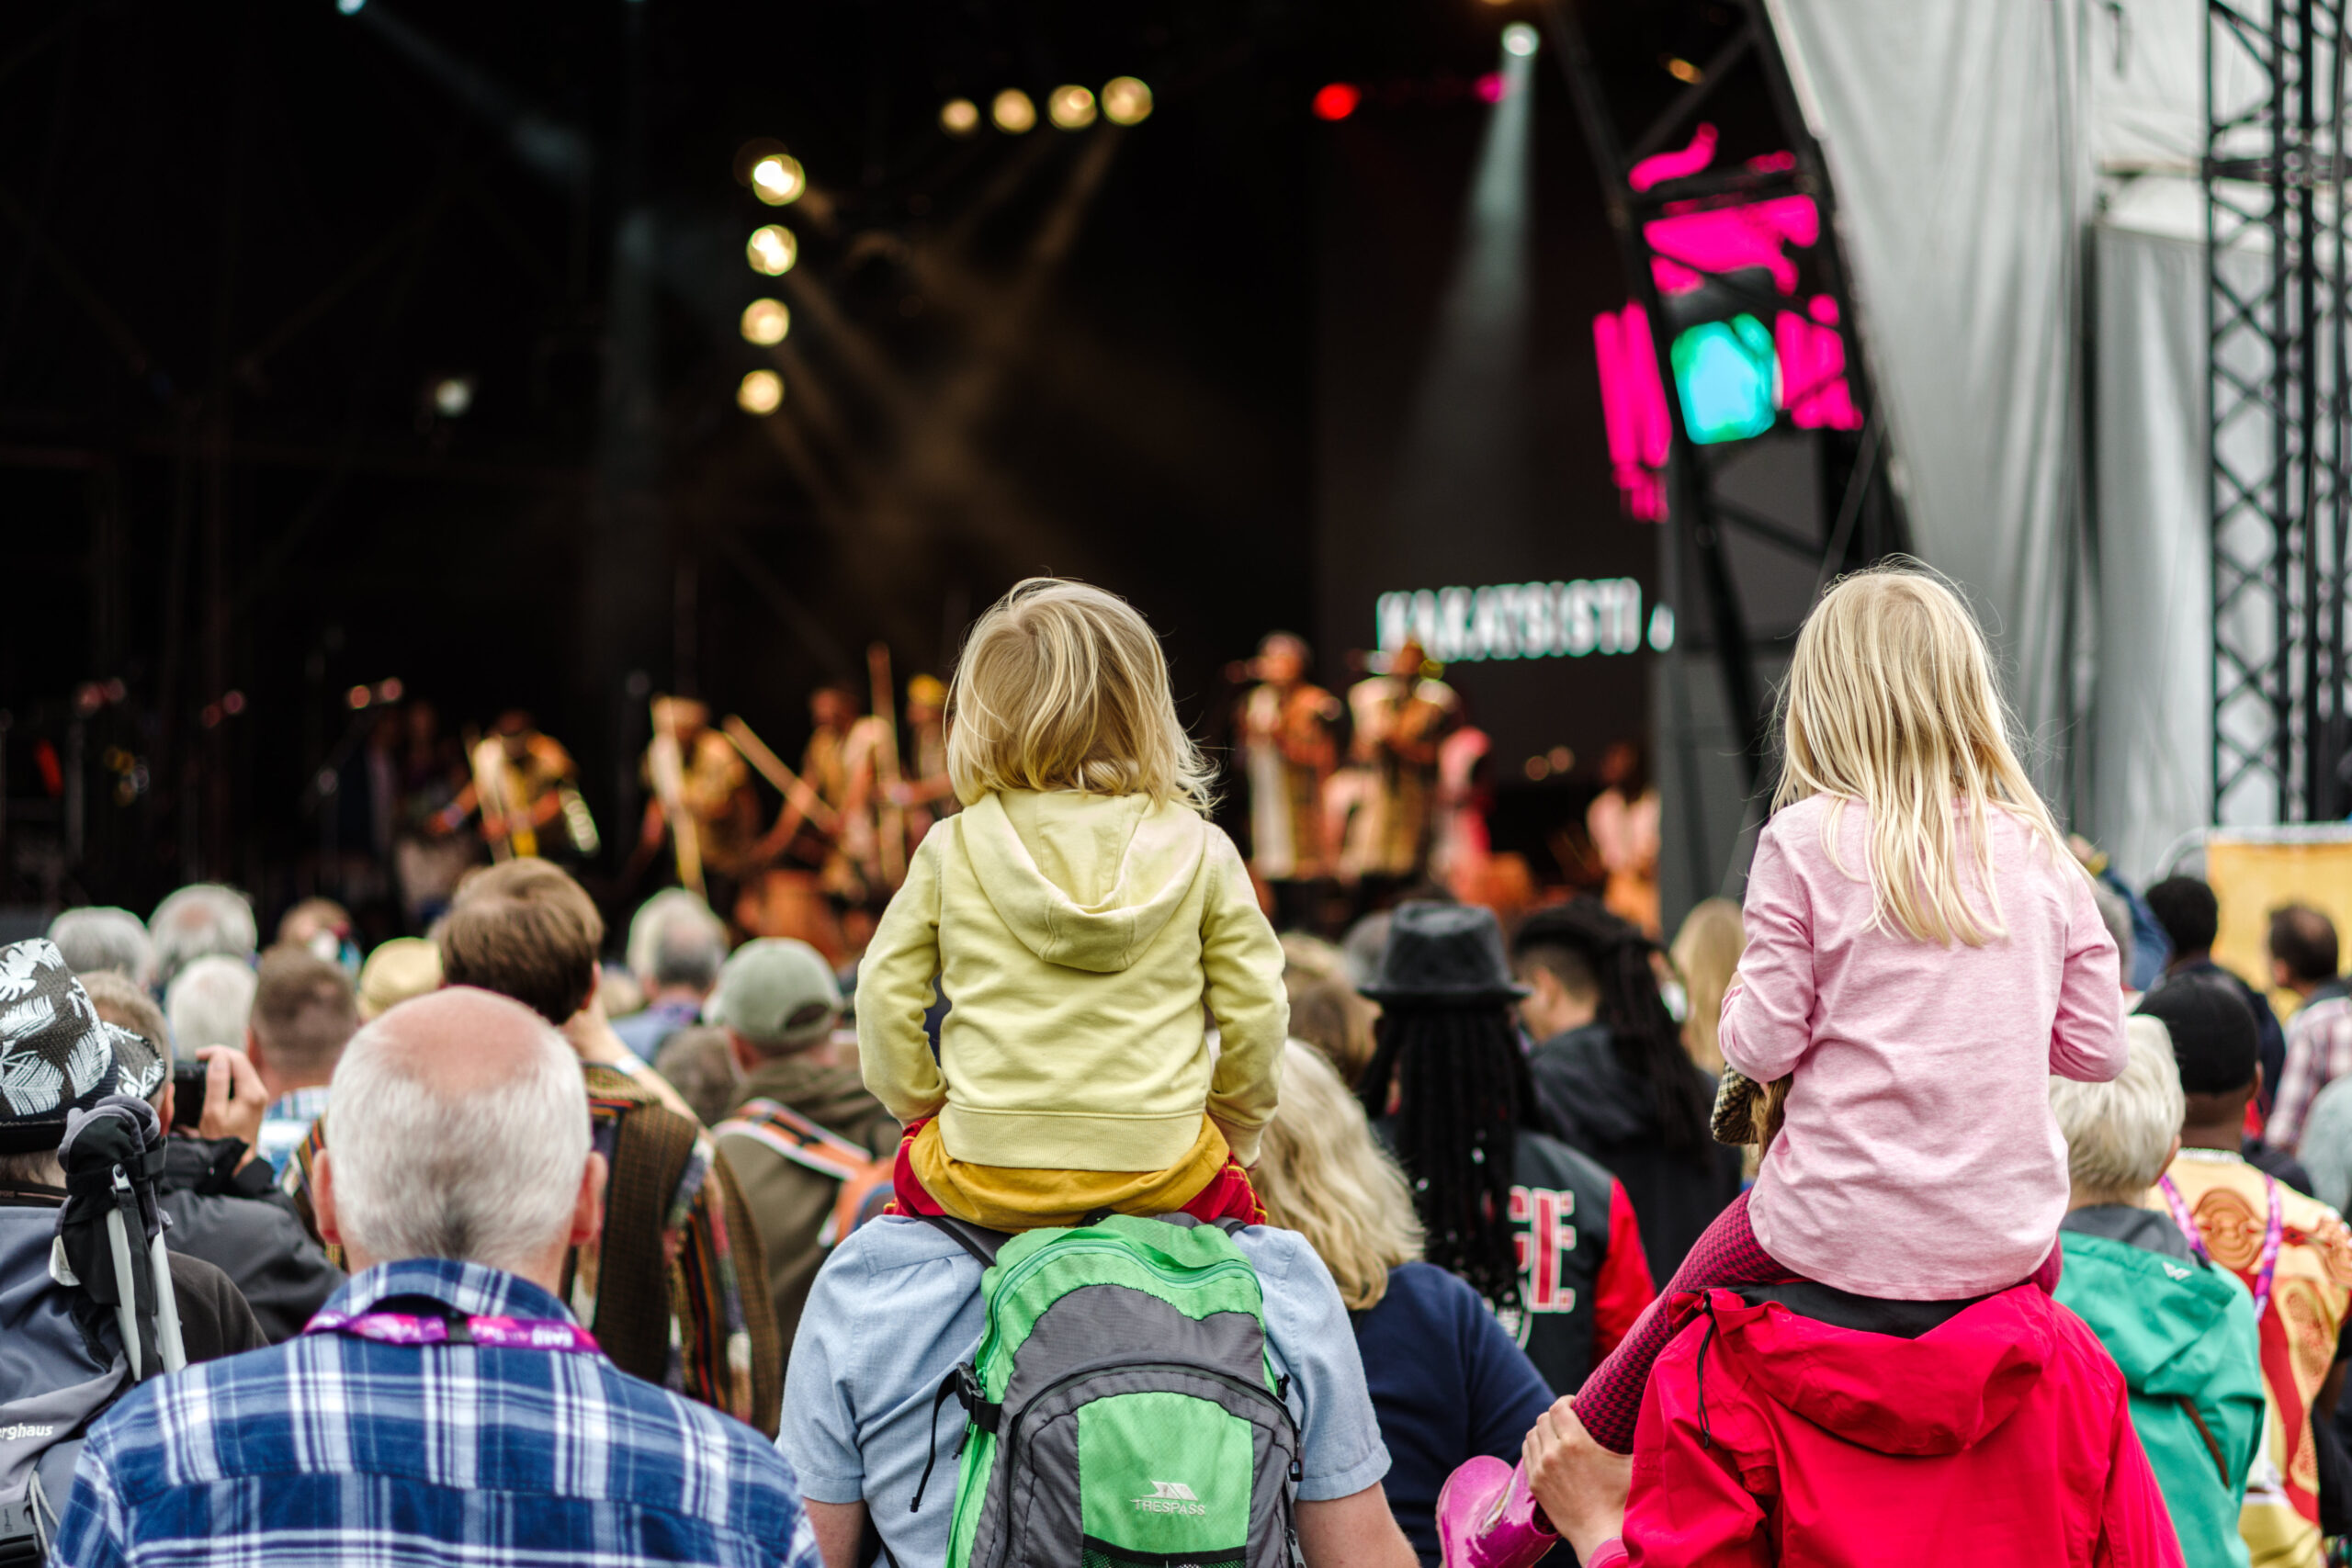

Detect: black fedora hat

[1360,901,1531,1005]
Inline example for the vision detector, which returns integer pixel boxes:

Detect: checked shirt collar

[324,1256,587,1335]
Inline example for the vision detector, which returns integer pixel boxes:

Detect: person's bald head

[317,987,599,1280]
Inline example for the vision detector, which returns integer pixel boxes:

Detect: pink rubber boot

[1437,1455,1558,1568]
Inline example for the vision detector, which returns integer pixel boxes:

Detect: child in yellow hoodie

[856,578,1291,1231]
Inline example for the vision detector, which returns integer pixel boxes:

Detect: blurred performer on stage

[435,710,600,868]
[799,685,881,906]
[635,696,763,916]
[1588,739,1661,937]
[1333,639,1456,893]
[1234,633,1340,929]
[891,673,958,845]
[1431,719,1493,905]
[391,700,477,930]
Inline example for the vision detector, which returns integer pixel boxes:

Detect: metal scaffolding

[2207,0,2352,823]
[1541,0,1906,903]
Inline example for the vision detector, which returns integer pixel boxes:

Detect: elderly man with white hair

[148,884,257,990]
[616,889,731,1060]
[164,953,256,1060]
[2050,1014,2266,1568]
[50,987,824,1568]
[47,906,158,991]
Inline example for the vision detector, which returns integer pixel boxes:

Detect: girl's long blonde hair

[946,577,1216,813]
[1774,563,2075,946]
[1251,1042,1423,1311]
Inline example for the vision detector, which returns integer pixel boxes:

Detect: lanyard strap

[2158,1172,2287,1317]
[305,1309,601,1354]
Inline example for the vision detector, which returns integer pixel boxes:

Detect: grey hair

[626,889,729,991]
[150,885,258,988]
[164,955,257,1060]
[327,1009,591,1274]
[2049,1014,2184,1201]
[49,908,158,992]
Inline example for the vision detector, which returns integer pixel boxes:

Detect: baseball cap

[707,939,842,1051]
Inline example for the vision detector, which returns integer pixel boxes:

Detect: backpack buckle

[955,1364,1001,1434]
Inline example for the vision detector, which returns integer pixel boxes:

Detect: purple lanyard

[2159,1171,2287,1319]
[305,1309,601,1354]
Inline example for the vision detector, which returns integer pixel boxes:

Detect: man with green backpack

[781,1207,1419,1568]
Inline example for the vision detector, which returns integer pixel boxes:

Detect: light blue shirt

[781,1217,1391,1567]
[254,1083,333,1177]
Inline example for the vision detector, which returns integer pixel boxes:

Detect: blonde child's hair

[1251,1042,1423,1312]
[1774,562,2075,946]
[946,577,1216,812]
[1668,897,1746,1075]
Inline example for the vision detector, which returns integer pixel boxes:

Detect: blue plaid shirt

[49,1258,823,1568]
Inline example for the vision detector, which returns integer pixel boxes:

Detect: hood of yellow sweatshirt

[962,790,1208,973]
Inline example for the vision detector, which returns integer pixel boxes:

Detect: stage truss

[1541,0,1906,908]
[2208,0,2352,825]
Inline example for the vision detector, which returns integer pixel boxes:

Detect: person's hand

[1522,1397,1629,1561]
[191,1045,268,1166]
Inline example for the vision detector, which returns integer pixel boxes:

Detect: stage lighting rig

[741,299,789,345]
[992,89,1038,134]
[1102,78,1153,125]
[747,224,797,276]
[941,98,981,137]
[738,370,784,415]
[429,375,475,418]
[1312,83,1361,121]
[752,153,805,206]
[1049,85,1097,130]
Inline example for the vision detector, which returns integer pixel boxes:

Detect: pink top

[1720,794,2125,1299]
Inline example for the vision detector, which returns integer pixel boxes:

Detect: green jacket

[2055,1221,2265,1568]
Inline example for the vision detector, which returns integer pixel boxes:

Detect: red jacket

[1586,1283,2185,1567]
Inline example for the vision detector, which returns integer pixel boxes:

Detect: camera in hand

[169,1060,225,1130]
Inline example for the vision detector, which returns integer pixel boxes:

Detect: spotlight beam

[352,5,592,188]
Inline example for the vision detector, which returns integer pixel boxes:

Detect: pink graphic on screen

[1591,125,1861,519]
[1592,303,1669,522]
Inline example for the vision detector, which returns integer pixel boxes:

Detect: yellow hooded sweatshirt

[856,789,1288,1172]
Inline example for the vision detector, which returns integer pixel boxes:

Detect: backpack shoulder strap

[918,1211,1010,1268]
[713,1099,880,1185]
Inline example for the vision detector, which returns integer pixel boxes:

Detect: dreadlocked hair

[1357,1005,1539,1312]
[1511,897,1713,1159]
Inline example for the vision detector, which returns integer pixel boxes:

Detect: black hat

[1361,901,1531,1006]
[0,939,155,1155]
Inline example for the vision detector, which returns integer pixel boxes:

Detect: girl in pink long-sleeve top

[1566,564,2127,1454]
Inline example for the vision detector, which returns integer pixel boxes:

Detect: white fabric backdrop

[2092,214,2212,879]
[1766,0,2094,805]
[1762,0,2253,878]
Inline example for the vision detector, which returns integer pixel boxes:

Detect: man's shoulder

[1512,1126,1619,1197]
[91,1340,805,1523]
[2292,990,2352,1038]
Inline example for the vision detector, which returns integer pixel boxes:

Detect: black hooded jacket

[155,1136,344,1343]
[1528,1022,1741,1282]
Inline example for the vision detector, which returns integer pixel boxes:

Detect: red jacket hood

[1688,1284,2054,1456]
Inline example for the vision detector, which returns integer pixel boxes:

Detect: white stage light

[1503,22,1539,55]
[738,370,784,415]
[747,224,797,276]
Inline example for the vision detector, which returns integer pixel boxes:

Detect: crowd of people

[6,570,2352,1566]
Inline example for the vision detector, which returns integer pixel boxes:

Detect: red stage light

[1475,72,1505,103]
[1312,83,1361,121]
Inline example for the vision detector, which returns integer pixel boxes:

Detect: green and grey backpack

[908,1212,1305,1568]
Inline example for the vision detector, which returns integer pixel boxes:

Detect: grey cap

[707,939,842,1050]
